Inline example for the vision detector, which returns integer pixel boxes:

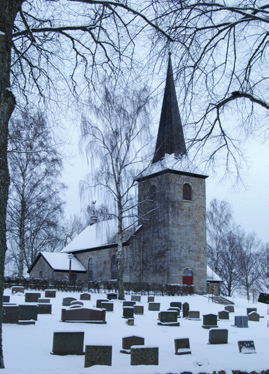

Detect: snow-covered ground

[2,289,268,374]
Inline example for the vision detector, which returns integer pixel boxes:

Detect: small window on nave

[183,183,192,201]
[88,258,94,281]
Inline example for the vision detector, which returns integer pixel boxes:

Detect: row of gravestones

[51,331,257,368]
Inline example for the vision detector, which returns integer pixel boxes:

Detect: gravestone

[218,310,229,320]
[170,301,182,309]
[3,305,19,324]
[258,292,269,304]
[123,301,136,307]
[202,314,218,329]
[101,301,114,312]
[80,293,91,301]
[84,345,112,367]
[238,340,256,354]
[234,315,248,328]
[11,286,24,294]
[183,302,189,318]
[61,307,106,323]
[127,318,134,326]
[45,290,56,298]
[147,296,154,302]
[18,304,38,321]
[248,311,260,322]
[3,295,10,303]
[107,293,117,300]
[38,298,50,304]
[208,329,228,344]
[247,307,257,315]
[148,302,160,311]
[96,299,108,308]
[188,310,200,320]
[134,305,144,315]
[25,292,41,303]
[174,338,191,355]
[70,300,84,307]
[131,295,141,302]
[62,297,77,306]
[123,307,134,319]
[224,305,234,313]
[38,303,52,314]
[52,332,84,355]
[158,311,179,326]
[168,307,181,317]
[131,347,159,366]
[121,336,145,354]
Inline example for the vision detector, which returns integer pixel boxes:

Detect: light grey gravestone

[170,301,182,309]
[96,299,108,308]
[101,301,114,312]
[247,307,257,315]
[134,305,144,315]
[131,347,159,366]
[51,332,84,355]
[168,307,181,317]
[18,304,38,321]
[188,310,200,320]
[148,302,160,311]
[183,302,189,317]
[131,295,141,302]
[107,293,117,300]
[123,301,136,307]
[25,292,41,303]
[238,340,256,354]
[123,307,134,319]
[45,290,56,298]
[84,345,112,367]
[3,305,19,324]
[218,310,229,320]
[147,296,154,302]
[80,293,91,301]
[174,338,191,355]
[38,298,50,304]
[158,311,179,326]
[248,311,260,322]
[208,329,228,344]
[224,305,234,313]
[62,297,77,306]
[121,336,145,354]
[202,314,218,329]
[234,315,248,328]
[11,286,24,294]
[38,303,52,314]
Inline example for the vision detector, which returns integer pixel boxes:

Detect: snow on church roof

[41,252,86,272]
[207,265,222,282]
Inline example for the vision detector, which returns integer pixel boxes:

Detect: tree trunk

[18,192,26,277]
[117,199,125,300]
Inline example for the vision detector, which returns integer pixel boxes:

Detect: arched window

[182,268,193,285]
[183,183,192,201]
[88,258,94,281]
[111,254,117,280]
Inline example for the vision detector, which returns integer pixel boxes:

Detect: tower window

[183,183,192,201]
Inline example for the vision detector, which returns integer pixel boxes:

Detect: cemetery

[2,288,269,374]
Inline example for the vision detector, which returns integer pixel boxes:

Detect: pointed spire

[152,53,187,164]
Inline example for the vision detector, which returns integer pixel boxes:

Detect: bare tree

[80,84,152,299]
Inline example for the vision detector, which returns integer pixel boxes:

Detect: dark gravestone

[96,299,108,308]
[170,301,182,309]
[18,304,38,321]
[107,293,117,300]
[247,307,257,315]
[3,295,10,303]
[80,293,91,301]
[218,310,229,320]
[131,347,159,366]
[188,310,200,320]
[131,295,141,302]
[70,300,84,307]
[123,301,136,307]
[11,286,24,294]
[258,292,269,304]
[38,298,50,303]
[101,302,114,312]
[234,315,248,328]
[121,336,145,354]
[134,305,144,315]
[45,290,56,298]
[148,296,155,302]
[62,297,77,306]
[61,307,106,323]
[224,305,234,313]
[202,314,218,329]
[52,332,84,355]
[38,303,52,314]
[3,305,19,324]
[238,340,256,354]
[248,311,260,322]
[158,311,179,326]
[174,338,191,355]
[84,345,112,367]
[123,307,134,319]
[25,292,41,303]
[127,318,134,326]
[168,307,181,317]
[148,302,160,311]
[183,302,189,317]
[209,329,228,344]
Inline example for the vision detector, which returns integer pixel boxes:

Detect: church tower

[134,54,207,294]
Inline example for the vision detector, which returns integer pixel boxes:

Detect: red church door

[182,268,193,285]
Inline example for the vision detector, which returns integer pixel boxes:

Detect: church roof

[152,53,187,164]
[28,252,87,273]
[207,265,222,282]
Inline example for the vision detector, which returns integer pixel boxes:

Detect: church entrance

[182,268,193,285]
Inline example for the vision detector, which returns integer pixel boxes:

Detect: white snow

[41,252,86,272]
[0,31,5,36]
[207,265,222,282]
[2,290,268,374]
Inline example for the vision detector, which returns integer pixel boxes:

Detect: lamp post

[68,253,74,282]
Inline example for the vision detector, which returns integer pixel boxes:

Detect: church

[29,55,208,294]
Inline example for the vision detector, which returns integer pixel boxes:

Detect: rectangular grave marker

[174,338,191,355]
[234,315,248,328]
[131,347,158,366]
[148,302,160,311]
[209,329,228,344]
[238,340,256,354]
[84,345,112,367]
[158,311,179,326]
[52,332,84,355]
[121,336,145,354]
